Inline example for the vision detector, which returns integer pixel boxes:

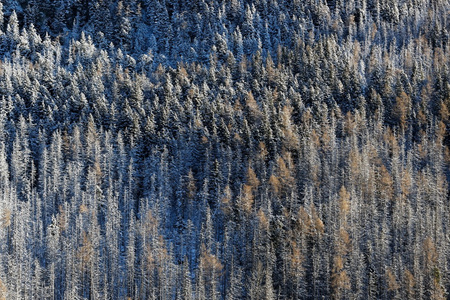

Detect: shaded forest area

[0,0,449,299]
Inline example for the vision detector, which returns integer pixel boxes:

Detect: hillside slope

[0,0,448,299]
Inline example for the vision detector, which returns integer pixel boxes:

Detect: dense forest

[0,0,448,299]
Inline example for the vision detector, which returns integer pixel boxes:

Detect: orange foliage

[257,209,269,230]
[311,205,325,235]
[297,207,313,234]
[240,184,254,214]
[439,101,449,121]
[423,237,438,268]
[0,278,6,300]
[404,269,415,299]
[348,149,360,178]
[77,232,93,271]
[378,165,393,199]
[331,255,350,297]
[276,156,295,189]
[393,91,411,130]
[257,142,268,160]
[338,186,350,217]
[311,129,321,148]
[246,167,260,188]
[297,205,324,236]
[200,244,223,279]
[290,241,304,276]
[57,205,66,233]
[79,204,89,214]
[269,175,281,195]
[383,127,399,155]
[344,112,356,135]
[386,268,399,291]
[246,91,262,119]
[1,209,10,228]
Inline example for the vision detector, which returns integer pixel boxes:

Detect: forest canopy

[0,0,448,299]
